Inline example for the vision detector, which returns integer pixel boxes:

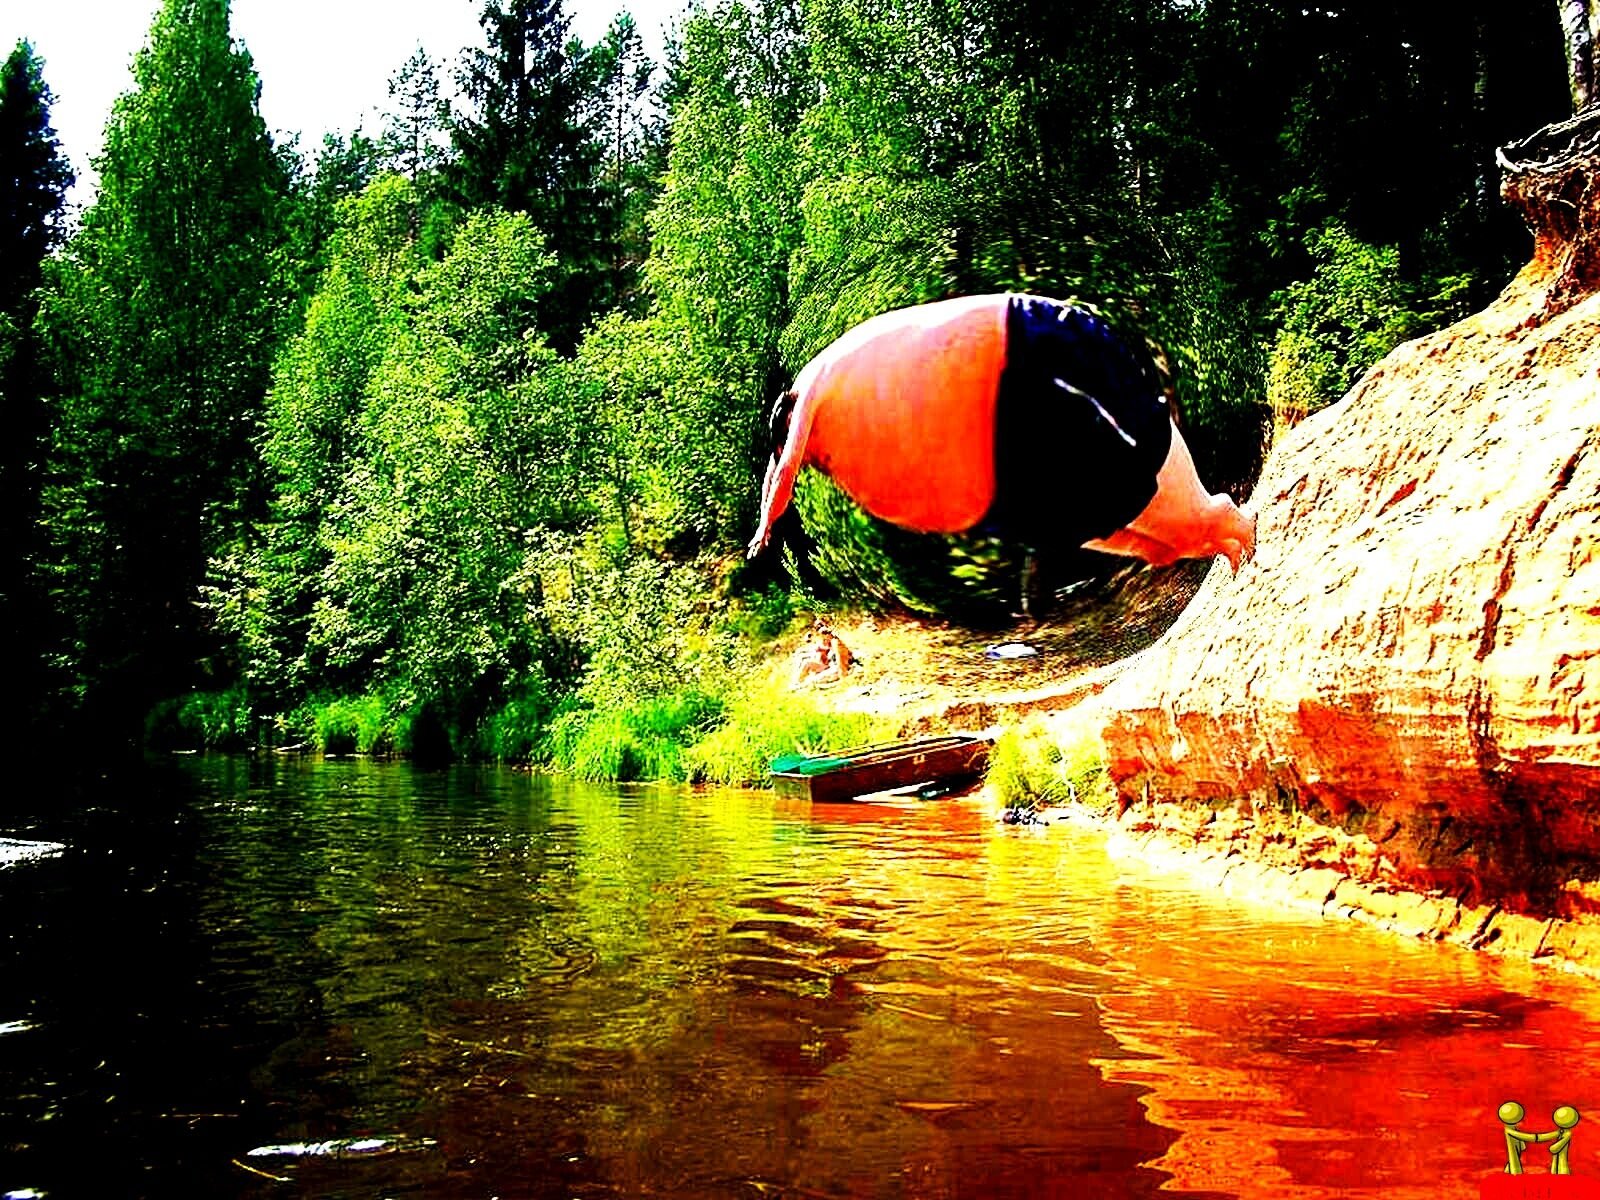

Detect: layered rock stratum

[1098,112,1600,955]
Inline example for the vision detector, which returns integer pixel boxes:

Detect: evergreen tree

[383,47,451,184]
[285,128,386,287]
[0,40,73,732]
[0,42,71,324]
[311,130,384,208]
[449,0,607,349]
[35,0,292,740]
[589,14,662,310]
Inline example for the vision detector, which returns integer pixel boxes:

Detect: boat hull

[770,735,992,803]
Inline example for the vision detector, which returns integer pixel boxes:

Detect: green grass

[144,685,253,751]
[986,716,1115,813]
[477,685,553,763]
[684,678,890,787]
[308,694,401,755]
[543,690,725,782]
[536,675,890,788]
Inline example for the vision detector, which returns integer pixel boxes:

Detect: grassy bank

[149,607,893,787]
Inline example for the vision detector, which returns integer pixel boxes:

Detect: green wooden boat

[769,734,992,803]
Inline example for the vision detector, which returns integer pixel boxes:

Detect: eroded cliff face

[1098,117,1600,925]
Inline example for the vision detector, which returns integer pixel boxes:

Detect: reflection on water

[2,756,1599,1198]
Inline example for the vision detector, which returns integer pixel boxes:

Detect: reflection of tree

[557,798,1172,1197]
[157,756,1600,1200]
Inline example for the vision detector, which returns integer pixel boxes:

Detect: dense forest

[0,0,1577,770]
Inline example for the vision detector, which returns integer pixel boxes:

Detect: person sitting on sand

[792,620,852,688]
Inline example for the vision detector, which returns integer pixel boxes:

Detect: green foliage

[684,682,887,787]
[0,40,74,730]
[987,718,1114,813]
[477,681,554,762]
[590,14,665,313]
[524,528,738,710]
[144,685,254,751]
[575,307,755,548]
[381,48,451,185]
[0,41,73,321]
[305,209,568,721]
[791,473,1025,622]
[721,582,795,641]
[1266,221,1471,430]
[210,176,436,709]
[15,0,1578,765]
[448,0,610,349]
[35,0,293,735]
[283,129,387,286]
[309,694,401,755]
[211,184,584,752]
[544,689,724,781]
[642,0,809,543]
[785,0,1013,350]
[649,0,806,348]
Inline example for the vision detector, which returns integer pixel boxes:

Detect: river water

[4,756,1600,1199]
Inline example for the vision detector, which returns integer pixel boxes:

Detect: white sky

[2,0,686,209]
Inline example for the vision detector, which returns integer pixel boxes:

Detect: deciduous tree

[35,0,292,737]
[1559,0,1598,111]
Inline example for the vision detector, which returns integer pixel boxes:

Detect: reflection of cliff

[1080,849,1600,1200]
[1100,112,1600,929]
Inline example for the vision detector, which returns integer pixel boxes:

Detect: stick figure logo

[1481,1103,1600,1199]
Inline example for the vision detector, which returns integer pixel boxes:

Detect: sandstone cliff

[1098,114,1600,937]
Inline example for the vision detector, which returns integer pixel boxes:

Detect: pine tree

[449,0,606,349]
[383,47,451,183]
[0,40,73,732]
[0,42,72,323]
[589,14,662,310]
[290,128,385,282]
[35,0,292,738]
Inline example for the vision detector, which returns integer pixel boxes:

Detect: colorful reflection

[2,757,1595,1198]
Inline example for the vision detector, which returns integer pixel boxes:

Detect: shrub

[144,685,253,751]
[721,580,796,641]
[477,685,552,763]
[1266,222,1468,433]
[309,694,397,755]
[987,717,1114,813]
[543,689,725,782]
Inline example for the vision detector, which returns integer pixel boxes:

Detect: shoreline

[1029,781,1600,983]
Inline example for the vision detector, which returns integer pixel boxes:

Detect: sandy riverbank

[788,556,1600,982]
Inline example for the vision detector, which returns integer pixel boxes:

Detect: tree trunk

[1558,0,1597,112]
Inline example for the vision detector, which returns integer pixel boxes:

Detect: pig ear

[767,390,799,454]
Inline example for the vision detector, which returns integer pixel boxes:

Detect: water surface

[3,756,1598,1198]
